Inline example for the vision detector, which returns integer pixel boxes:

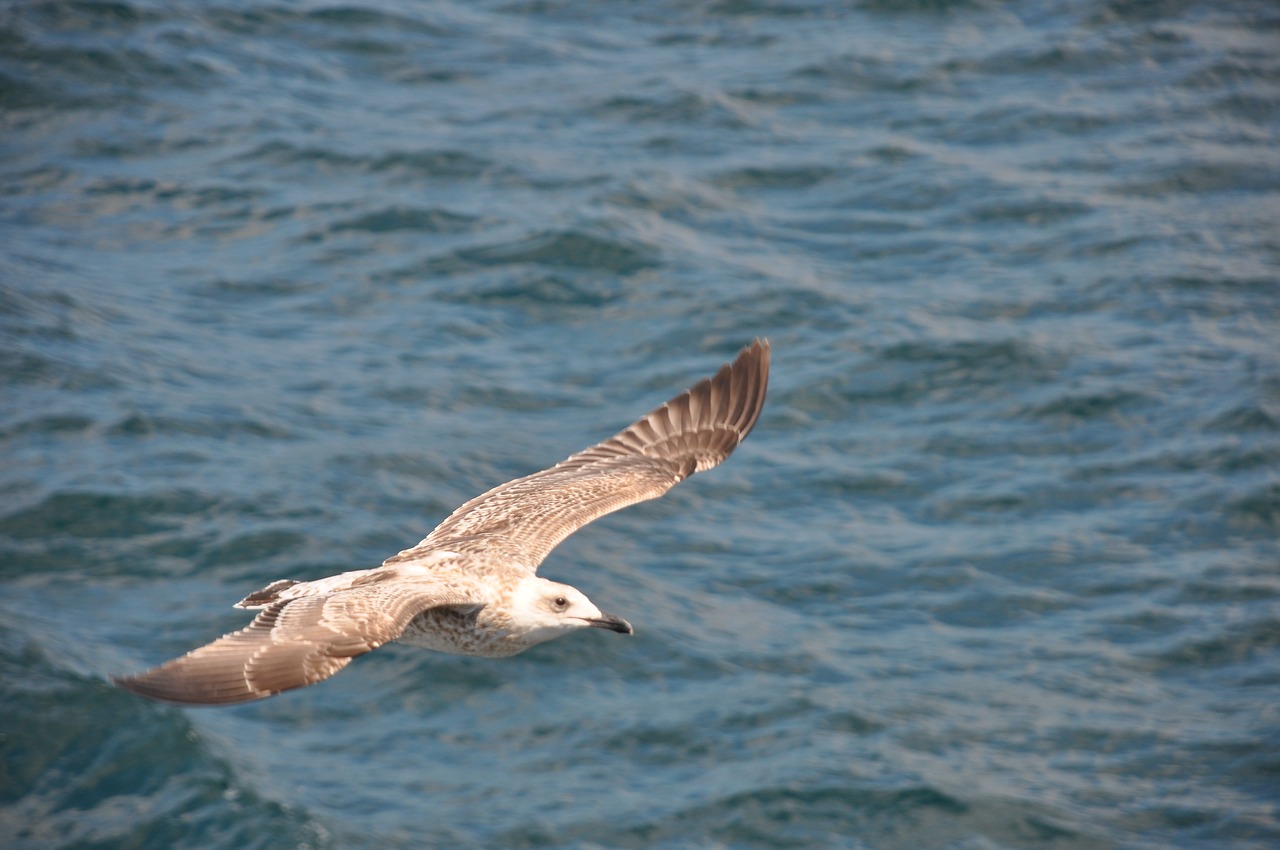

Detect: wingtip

[112,670,182,705]
[112,669,273,707]
[112,656,278,707]
[735,338,771,383]
[112,669,186,705]
[729,337,770,437]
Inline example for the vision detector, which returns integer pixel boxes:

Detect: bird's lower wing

[114,581,479,706]
[386,339,769,571]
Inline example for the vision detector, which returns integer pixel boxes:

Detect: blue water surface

[2,1,1278,848]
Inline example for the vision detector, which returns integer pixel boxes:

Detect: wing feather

[386,339,770,570]
[113,581,479,706]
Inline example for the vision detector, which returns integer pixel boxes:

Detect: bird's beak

[586,612,633,635]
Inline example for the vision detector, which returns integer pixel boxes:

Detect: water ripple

[2,1,1277,848]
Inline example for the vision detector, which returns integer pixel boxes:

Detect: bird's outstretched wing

[386,339,770,571]
[113,580,479,705]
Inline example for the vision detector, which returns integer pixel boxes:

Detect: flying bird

[115,340,770,705]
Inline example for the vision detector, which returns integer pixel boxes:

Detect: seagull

[115,340,769,705]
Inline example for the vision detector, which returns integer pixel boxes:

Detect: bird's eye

[552,596,568,610]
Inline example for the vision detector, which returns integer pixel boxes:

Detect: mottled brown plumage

[114,340,769,705]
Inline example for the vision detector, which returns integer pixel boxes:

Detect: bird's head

[509,576,633,645]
